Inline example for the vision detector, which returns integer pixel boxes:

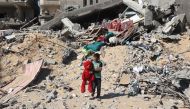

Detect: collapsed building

[1,0,190,109]
[0,0,39,29]
[0,0,34,21]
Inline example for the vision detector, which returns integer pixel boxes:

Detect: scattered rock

[45,59,57,65]
[82,102,97,109]
[46,89,58,103]
[62,48,77,64]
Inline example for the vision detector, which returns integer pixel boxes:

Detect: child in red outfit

[81,60,95,93]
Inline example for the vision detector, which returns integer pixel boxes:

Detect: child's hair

[87,50,94,56]
[93,53,100,59]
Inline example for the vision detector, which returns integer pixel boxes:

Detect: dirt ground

[1,34,190,109]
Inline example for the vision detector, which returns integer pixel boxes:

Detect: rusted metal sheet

[2,60,43,95]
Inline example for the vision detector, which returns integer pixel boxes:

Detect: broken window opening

[83,0,87,7]
[0,13,6,19]
[96,0,99,3]
[90,0,93,5]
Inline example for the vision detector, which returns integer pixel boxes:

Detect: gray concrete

[40,0,123,30]
[176,0,190,24]
[123,0,145,15]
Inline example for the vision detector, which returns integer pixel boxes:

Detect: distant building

[40,0,60,16]
[60,0,110,11]
[0,0,38,21]
[39,0,111,15]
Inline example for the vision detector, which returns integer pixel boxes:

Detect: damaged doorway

[0,13,6,19]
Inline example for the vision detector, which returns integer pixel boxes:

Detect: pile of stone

[122,0,188,40]
[1,0,190,109]
[119,34,190,107]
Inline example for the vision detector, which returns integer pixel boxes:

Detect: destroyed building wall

[40,5,60,16]
[0,6,16,18]
[176,0,190,25]
[40,0,111,15]
[40,0,60,15]
[0,6,34,21]
[0,0,36,21]
[60,0,111,11]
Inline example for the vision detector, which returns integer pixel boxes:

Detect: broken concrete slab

[145,0,176,11]
[61,18,80,35]
[144,7,153,26]
[45,59,57,65]
[160,34,181,40]
[5,35,16,43]
[162,14,186,35]
[122,14,142,24]
[61,18,74,30]
[0,30,14,37]
[5,35,15,40]
[123,0,145,15]
[176,0,190,25]
[61,29,72,37]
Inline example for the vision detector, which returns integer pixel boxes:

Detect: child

[91,53,103,101]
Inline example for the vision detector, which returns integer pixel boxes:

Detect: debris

[123,0,145,15]
[82,102,97,109]
[62,48,77,64]
[45,59,57,65]
[1,0,190,109]
[127,78,140,96]
[5,35,16,43]
[39,0,123,30]
[46,89,57,103]
[162,14,186,35]
[61,18,74,30]
[144,7,153,26]
[109,37,119,45]
[1,60,43,97]
[0,30,14,37]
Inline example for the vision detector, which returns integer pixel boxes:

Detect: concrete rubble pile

[0,29,78,108]
[0,18,25,30]
[1,0,190,109]
[122,35,190,107]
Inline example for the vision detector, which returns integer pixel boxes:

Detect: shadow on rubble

[62,51,78,65]
[29,68,52,86]
[162,38,181,43]
[102,93,126,99]
[179,79,190,92]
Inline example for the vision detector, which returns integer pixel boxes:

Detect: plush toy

[81,60,94,93]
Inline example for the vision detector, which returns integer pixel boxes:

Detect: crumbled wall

[176,0,190,24]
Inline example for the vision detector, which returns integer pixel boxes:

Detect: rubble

[39,0,123,30]
[5,34,16,43]
[46,89,57,103]
[1,0,190,109]
[62,48,77,64]
[123,0,145,15]
[162,14,186,35]
[45,59,57,65]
